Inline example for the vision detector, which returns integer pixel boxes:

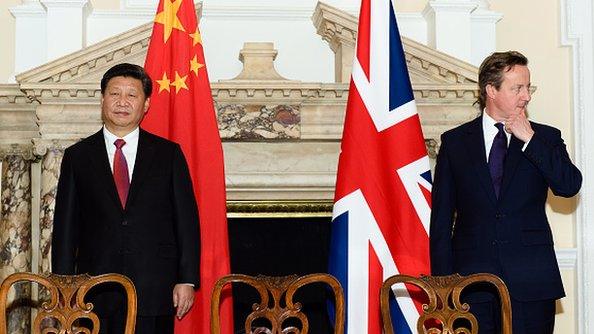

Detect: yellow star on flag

[156,72,171,93]
[171,71,188,93]
[154,0,186,43]
[189,30,202,46]
[190,55,205,75]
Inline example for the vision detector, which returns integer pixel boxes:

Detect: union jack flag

[329,0,431,332]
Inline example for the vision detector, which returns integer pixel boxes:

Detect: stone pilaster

[0,146,34,334]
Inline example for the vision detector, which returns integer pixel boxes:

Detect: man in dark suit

[51,63,200,334]
[430,51,582,333]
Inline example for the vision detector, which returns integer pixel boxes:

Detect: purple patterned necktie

[113,139,130,208]
[488,123,507,198]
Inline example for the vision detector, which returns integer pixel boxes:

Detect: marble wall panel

[1,154,32,334]
[218,104,301,140]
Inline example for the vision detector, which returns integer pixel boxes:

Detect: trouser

[88,284,174,334]
[469,297,556,334]
[98,313,174,334]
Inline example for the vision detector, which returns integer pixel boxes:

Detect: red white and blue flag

[329,0,431,332]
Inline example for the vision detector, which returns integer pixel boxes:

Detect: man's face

[487,65,531,120]
[101,76,149,135]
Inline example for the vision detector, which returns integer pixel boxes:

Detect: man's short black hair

[100,63,153,98]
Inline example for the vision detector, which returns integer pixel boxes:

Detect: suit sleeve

[51,148,79,274]
[430,134,456,276]
[523,129,582,197]
[171,144,201,287]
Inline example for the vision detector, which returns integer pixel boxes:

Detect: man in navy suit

[430,51,581,333]
[51,63,200,334]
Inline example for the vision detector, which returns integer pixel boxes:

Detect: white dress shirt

[103,126,139,179]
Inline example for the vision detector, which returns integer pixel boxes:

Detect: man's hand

[504,111,534,143]
[173,284,195,319]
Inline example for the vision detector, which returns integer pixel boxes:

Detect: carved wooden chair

[0,272,137,334]
[211,273,344,334]
[380,273,512,334]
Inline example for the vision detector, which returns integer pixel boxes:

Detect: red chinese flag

[142,0,233,333]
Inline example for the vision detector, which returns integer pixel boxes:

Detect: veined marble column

[37,146,64,275]
[0,149,33,334]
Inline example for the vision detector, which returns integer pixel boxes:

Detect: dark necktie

[488,123,508,198]
[113,139,130,208]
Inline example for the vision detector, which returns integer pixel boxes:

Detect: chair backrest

[0,272,137,334]
[380,273,512,334]
[211,273,344,334]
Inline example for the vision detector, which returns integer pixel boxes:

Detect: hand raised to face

[504,111,534,143]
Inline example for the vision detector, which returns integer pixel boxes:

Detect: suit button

[122,220,128,226]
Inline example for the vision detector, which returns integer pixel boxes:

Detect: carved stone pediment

[2,1,481,201]
[16,1,479,106]
[18,24,152,86]
[15,3,204,90]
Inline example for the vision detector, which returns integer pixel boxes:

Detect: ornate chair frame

[0,272,137,334]
[211,273,344,334]
[380,273,512,334]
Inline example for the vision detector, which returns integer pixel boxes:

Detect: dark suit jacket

[430,116,581,302]
[51,128,200,316]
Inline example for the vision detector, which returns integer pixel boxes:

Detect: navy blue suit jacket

[430,115,581,302]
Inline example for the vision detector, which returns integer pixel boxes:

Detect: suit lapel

[463,116,498,205]
[126,129,155,208]
[499,135,524,200]
[86,130,123,210]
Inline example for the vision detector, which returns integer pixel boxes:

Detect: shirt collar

[483,109,501,135]
[103,126,140,146]
[483,109,500,125]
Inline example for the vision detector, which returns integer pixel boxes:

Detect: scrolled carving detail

[0,273,137,334]
[0,144,36,161]
[211,274,344,334]
[381,273,512,334]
